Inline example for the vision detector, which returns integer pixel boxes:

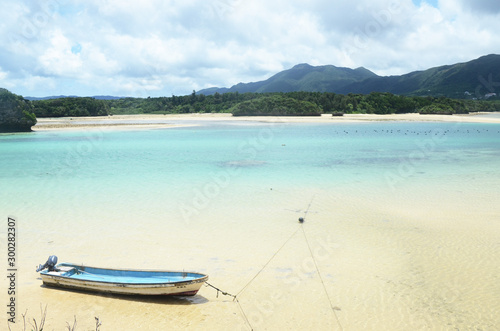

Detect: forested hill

[338,54,500,98]
[0,88,37,132]
[199,54,500,99]
[200,64,377,94]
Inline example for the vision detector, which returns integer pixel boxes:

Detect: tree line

[30,91,500,117]
[33,97,110,117]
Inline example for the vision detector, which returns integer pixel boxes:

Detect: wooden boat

[38,261,208,296]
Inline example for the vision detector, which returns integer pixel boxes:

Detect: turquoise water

[1,120,500,223]
[3,119,499,330]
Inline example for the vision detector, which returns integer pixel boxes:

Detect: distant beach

[32,112,500,131]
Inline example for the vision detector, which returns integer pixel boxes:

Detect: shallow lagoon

[1,120,499,330]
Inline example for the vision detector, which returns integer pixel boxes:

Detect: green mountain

[339,54,500,98]
[199,63,378,94]
[199,54,500,99]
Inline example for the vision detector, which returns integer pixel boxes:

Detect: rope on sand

[204,282,254,330]
[205,225,301,330]
[300,222,343,331]
[206,195,342,330]
[300,194,343,330]
[234,195,318,298]
[236,226,302,298]
[204,225,301,331]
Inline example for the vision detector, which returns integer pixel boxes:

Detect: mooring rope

[204,282,253,330]
[299,208,344,331]
[234,297,253,330]
[204,282,236,299]
[205,195,344,331]
[236,225,301,298]
[205,225,301,331]
[303,194,316,218]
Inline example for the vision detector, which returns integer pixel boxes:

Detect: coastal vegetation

[2,87,499,124]
[33,97,110,117]
[231,95,322,116]
[0,88,37,132]
[30,91,498,117]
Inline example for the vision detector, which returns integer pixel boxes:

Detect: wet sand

[8,182,500,330]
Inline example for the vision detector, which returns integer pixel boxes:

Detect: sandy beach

[32,112,500,131]
[10,185,500,330]
[4,114,499,330]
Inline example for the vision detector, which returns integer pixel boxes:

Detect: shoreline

[32,112,500,131]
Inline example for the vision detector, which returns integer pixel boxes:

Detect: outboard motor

[36,255,59,272]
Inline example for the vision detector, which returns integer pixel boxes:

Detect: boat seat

[48,265,75,276]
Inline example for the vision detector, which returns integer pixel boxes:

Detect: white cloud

[38,30,83,77]
[1,0,499,97]
[0,67,7,80]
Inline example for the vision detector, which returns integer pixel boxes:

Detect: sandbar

[32,112,500,131]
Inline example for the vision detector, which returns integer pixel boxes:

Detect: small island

[0,88,37,132]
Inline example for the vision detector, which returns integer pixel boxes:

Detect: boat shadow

[39,284,209,305]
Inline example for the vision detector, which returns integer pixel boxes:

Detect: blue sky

[413,0,438,7]
[1,0,499,97]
